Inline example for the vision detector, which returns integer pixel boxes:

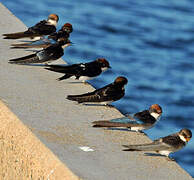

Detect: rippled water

[2,0,194,177]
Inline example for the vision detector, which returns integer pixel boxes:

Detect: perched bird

[3,14,59,39]
[122,128,192,158]
[66,76,128,105]
[48,22,73,41]
[10,23,73,49]
[44,58,111,81]
[8,38,70,64]
[92,104,162,132]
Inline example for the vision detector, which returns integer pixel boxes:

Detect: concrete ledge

[0,3,193,180]
[0,101,79,179]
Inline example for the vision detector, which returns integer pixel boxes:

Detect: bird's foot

[129,130,147,135]
[105,104,114,108]
[83,81,89,85]
[166,157,175,161]
[57,77,62,81]
[138,131,147,135]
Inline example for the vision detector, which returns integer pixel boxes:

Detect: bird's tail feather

[67,93,99,103]
[45,65,75,80]
[11,43,50,49]
[45,65,70,73]
[11,42,32,47]
[3,32,34,39]
[45,65,76,74]
[92,120,132,128]
[57,74,72,81]
[9,54,39,64]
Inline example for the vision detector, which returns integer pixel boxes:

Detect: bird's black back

[81,61,102,77]
[67,82,125,103]
[26,20,56,35]
[43,43,64,60]
[134,110,156,124]
[161,133,186,149]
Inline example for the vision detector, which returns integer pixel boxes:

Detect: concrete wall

[0,3,193,179]
[0,101,79,179]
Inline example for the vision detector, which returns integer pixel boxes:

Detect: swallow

[44,58,111,81]
[66,76,128,105]
[92,104,162,132]
[48,22,73,41]
[122,128,192,158]
[8,38,70,64]
[3,14,59,39]
[10,23,73,49]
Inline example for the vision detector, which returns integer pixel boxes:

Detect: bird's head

[48,14,59,26]
[62,23,73,33]
[96,58,111,71]
[114,76,128,86]
[179,129,192,142]
[149,104,162,120]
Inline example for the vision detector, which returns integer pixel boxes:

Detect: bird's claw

[106,104,114,108]
[166,157,175,161]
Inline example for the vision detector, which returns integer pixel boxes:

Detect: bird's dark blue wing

[110,114,145,124]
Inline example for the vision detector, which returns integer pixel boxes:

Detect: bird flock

[3,14,192,161]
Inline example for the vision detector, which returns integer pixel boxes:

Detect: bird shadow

[83,103,115,108]
[67,81,84,84]
[144,153,175,161]
[14,64,46,67]
[144,153,165,157]
[105,127,147,135]
[24,49,40,52]
[10,46,29,49]
[67,81,93,86]
[14,40,34,43]
[108,127,130,132]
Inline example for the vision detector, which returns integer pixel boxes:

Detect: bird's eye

[152,109,158,113]
[182,133,187,138]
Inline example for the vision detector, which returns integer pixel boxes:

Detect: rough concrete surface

[0,101,79,180]
[0,3,193,180]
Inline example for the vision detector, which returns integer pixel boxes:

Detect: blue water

[2,0,194,176]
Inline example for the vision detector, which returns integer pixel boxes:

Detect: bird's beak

[186,137,191,142]
[108,66,111,69]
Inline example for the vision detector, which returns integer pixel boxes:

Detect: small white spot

[79,76,93,82]
[101,67,109,72]
[47,168,56,180]
[158,150,171,156]
[37,51,45,60]
[79,146,94,152]
[31,36,41,41]
[130,126,145,131]
[80,64,85,68]
[100,101,112,105]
